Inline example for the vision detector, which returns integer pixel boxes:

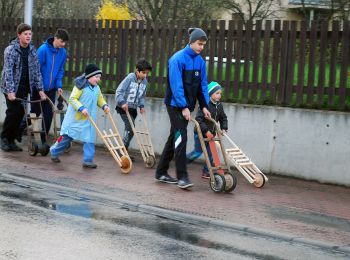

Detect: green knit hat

[208,81,222,97]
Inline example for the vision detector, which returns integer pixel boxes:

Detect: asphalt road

[0,174,348,260]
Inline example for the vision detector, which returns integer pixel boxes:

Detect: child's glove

[206,131,214,140]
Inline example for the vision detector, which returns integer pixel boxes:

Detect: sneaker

[155,174,178,184]
[82,162,97,168]
[177,178,194,189]
[0,138,11,151]
[9,142,23,151]
[201,171,210,179]
[51,157,61,163]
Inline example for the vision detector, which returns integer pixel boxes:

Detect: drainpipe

[24,0,33,26]
[309,8,314,27]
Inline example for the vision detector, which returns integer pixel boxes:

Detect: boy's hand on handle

[182,108,191,121]
[206,131,214,140]
[57,88,63,95]
[7,92,16,101]
[39,91,46,100]
[140,107,145,114]
[122,104,128,112]
[103,106,110,114]
[203,107,211,118]
[82,108,89,116]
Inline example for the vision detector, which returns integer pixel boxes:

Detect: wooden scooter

[87,112,132,174]
[17,98,50,156]
[126,110,156,168]
[191,118,237,193]
[223,133,268,188]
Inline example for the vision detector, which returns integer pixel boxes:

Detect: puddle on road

[0,177,292,259]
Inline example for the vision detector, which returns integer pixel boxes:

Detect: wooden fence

[0,18,349,110]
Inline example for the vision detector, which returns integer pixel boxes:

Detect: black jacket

[195,100,228,136]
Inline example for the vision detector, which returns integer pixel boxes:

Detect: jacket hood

[44,36,57,53]
[74,74,89,89]
[9,37,34,52]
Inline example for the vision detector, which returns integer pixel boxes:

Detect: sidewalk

[0,141,349,247]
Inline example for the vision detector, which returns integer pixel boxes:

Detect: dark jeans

[156,106,189,180]
[119,112,136,149]
[1,94,25,142]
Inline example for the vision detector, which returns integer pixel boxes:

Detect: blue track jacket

[37,37,67,91]
[164,44,209,111]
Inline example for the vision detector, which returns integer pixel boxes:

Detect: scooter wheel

[223,172,237,193]
[120,155,132,174]
[29,143,38,156]
[145,155,156,168]
[209,173,226,193]
[40,143,50,156]
[253,173,265,188]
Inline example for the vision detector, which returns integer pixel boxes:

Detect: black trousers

[1,94,25,142]
[156,105,189,180]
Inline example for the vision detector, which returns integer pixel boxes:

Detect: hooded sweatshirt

[37,36,67,91]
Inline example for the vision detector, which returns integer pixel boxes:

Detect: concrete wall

[1,93,349,186]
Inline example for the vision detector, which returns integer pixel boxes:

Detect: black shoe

[51,157,61,163]
[16,135,22,143]
[201,170,210,179]
[177,178,194,189]
[83,162,97,168]
[155,174,178,184]
[8,142,23,151]
[0,138,11,151]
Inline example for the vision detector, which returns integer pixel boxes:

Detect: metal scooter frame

[87,112,132,174]
[191,118,237,193]
[126,110,156,168]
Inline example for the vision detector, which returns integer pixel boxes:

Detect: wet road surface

[0,175,349,260]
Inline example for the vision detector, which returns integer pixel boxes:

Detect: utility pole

[24,0,34,25]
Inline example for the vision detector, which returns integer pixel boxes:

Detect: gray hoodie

[115,72,147,109]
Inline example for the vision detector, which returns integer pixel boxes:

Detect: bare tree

[300,0,350,21]
[0,0,23,18]
[220,0,282,24]
[123,0,220,22]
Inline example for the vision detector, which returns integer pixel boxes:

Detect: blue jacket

[0,38,43,94]
[164,44,209,111]
[37,37,67,91]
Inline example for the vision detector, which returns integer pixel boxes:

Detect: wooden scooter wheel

[29,143,39,156]
[223,172,237,193]
[145,155,156,168]
[120,155,132,174]
[253,173,265,188]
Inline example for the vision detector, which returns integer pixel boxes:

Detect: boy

[0,23,45,151]
[50,64,109,168]
[155,28,211,189]
[31,28,69,137]
[115,59,152,156]
[187,81,228,179]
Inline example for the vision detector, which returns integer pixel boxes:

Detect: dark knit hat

[188,28,208,43]
[208,81,222,97]
[85,64,102,79]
